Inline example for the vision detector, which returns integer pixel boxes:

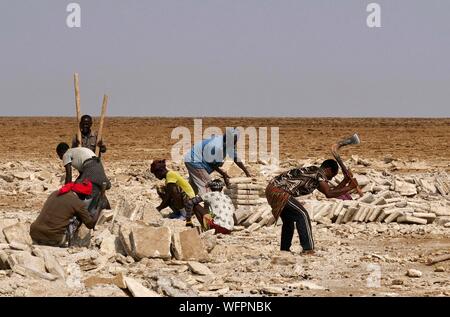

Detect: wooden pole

[74,73,82,147]
[95,94,108,156]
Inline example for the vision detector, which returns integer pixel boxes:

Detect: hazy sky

[0,0,449,117]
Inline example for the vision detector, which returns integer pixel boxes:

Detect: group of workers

[30,116,358,254]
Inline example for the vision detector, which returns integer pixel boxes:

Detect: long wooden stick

[95,95,108,156]
[74,73,82,147]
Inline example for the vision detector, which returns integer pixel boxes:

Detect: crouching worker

[197,179,234,234]
[150,159,202,227]
[155,184,187,220]
[266,159,358,254]
[30,179,100,247]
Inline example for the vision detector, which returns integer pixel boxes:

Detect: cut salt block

[397,215,427,225]
[229,184,263,190]
[243,209,265,227]
[229,194,260,200]
[225,189,259,196]
[368,207,383,222]
[2,222,32,245]
[130,226,171,260]
[335,208,347,224]
[171,228,209,262]
[342,207,358,223]
[358,193,375,204]
[412,212,436,224]
[384,211,402,224]
[228,177,252,184]
[371,197,387,206]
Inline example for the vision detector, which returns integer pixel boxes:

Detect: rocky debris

[171,228,209,262]
[9,241,31,251]
[12,265,58,281]
[246,223,262,232]
[43,251,65,280]
[261,286,284,295]
[96,210,114,226]
[114,196,146,221]
[65,263,84,290]
[289,281,327,291]
[125,277,160,297]
[426,254,450,266]
[13,172,32,180]
[271,254,296,265]
[99,230,119,257]
[71,225,92,248]
[200,230,217,253]
[0,251,10,269]
[391,279,404,285]
[0,219,18,243]
[188,261,213,276]
[234,208,253,225]
[0,174,14,183]
[156,276,197,297]
[118,223,134,257]
[0,158,449,297]
[84,272,126,289]
[12,251,46,273]
[434,216,450,226]
[88,284,127,297]
[406,269,422,278]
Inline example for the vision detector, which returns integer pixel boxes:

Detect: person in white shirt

[56,142,111,213]
[200,179,235,234]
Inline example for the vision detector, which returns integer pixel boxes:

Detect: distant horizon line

[0,115,448,119]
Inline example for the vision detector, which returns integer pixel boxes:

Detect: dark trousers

[280,197,314,252]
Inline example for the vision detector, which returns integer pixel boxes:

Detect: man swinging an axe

[265,133,361,254]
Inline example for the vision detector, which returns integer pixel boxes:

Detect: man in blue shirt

[184,128,251,195]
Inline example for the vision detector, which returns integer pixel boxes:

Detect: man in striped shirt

[266,159,357,254]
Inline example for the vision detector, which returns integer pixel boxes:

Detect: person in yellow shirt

[151,159,203,227]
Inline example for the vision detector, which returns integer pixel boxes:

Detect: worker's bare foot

[302,250,315,256]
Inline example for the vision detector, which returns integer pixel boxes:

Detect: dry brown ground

[1,117,448,163]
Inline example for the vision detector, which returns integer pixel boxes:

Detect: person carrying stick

[72,114,107,157]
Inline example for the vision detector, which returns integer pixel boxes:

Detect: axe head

[337,133,361,148]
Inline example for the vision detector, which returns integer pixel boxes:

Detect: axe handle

[331,145,364,197]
